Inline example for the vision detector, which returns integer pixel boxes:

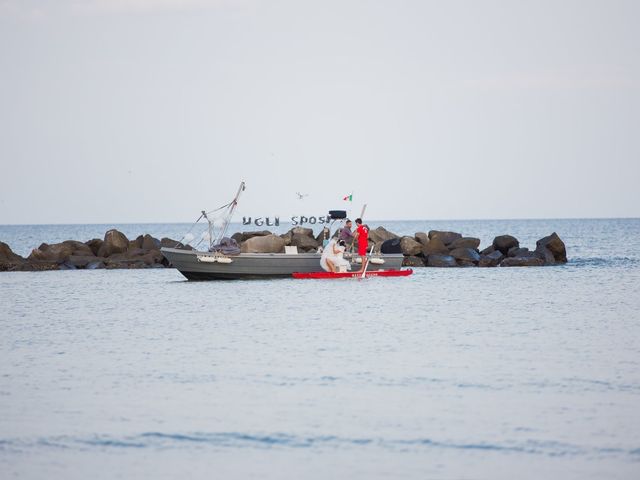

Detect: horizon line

[1,216,639,227]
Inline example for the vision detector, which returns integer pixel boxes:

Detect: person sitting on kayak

[320,239,350,273]
[353,218,369,272]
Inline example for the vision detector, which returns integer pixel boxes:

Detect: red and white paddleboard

[292,269,413,279]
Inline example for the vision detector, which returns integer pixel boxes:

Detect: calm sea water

[1,219,639,479]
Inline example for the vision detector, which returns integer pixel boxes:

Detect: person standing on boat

[339,219,354,246]
[353,218,369,272]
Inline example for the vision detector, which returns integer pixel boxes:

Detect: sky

[0,0,639,224]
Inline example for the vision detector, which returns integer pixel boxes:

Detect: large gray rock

[534,245,556,265]
[493,235,520,255]
[290,233,319,252]
[98,229,129,257]
[0,242,26,271]
[449,237,481,250]
[160,237,193,250]
[141,234,160,251]
[291,227,314,237]
[414,232,430,245]
[402,255,425,267]
[426,254,458,267]
[67,255,105,268]
[500,256,545,267]
[422,237,449,256]
[536,232,567,263]
[142,250,164,265]
[85,238,103,256]
[28,242,75,263]
[368,226,399,244]
[400,236,422,256]
[480,245,496,255]
[478,250,504,267]
[61,240,95,256]
[428,230,462,246]
[507,247,532,258]
[232,230,273,243]
[129,235,143,250]
[241,234,286,254]
[449,247,481,264]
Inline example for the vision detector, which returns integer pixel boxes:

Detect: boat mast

[215,181,245,247]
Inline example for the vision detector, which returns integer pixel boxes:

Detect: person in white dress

[320,239,351,272]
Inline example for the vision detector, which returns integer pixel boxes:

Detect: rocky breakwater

[396,230,567,268]
[0,229,186,271]
[0,226,567,272]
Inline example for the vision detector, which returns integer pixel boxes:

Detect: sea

[1,218,639,479]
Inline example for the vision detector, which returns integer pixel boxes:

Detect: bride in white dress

[320,239,351,272]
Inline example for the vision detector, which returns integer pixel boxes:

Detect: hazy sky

[1,0,638,224]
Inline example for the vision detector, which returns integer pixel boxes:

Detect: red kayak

[292,269,413,279]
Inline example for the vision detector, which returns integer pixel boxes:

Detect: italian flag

[343,194,353,202]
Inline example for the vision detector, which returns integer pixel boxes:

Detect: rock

[279,231,292,246]
[480,245,496,255]
[456,260,477,267]
[291,227,313,237]
[98,229,129,257]
[368,226,399,244]
[507,247,532,258]
[0,242,25,263]
[141,234,161,251]
[449,247,481,264]
[536,232,567,263]
[85,239,103,256]
[142,250,164,265]
[129,235,143,249]
[104,257,148,269]
[414,232,429,245]
[61,240,94,256]
[493,235,519,255]
[160,237,193,250]
[449,237,480,250]
[478,250,504,267]
[59,262,77,270]
[426,254,458,267]
[0,242,26,271]
[232,230,274,244]
[231,232,244,244]
[67,255,105,268]
[21,262,60,272]
[500,256,545,267]
[422,237,449,256]
[402,255,425,267]
[240,234,286,254]
[535,245,556,265]
[400,236,422,256]
[125,248,147,258]
[428,230,462,246]
[28,242,74,263]
[290,233,319,252]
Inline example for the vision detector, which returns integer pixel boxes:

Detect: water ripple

[2,432,638,460]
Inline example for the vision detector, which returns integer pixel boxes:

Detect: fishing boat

[160,182,406,280]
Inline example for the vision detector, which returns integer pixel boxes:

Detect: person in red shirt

[353,218,369,272]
